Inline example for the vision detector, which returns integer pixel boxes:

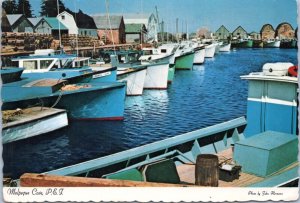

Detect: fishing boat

[214,41,223,53]
[183,41,205,64]
[263,39,281,48]
[253,40,264,48]
[219,43,231,52]
[2,73,126,120]
[2,107,68,144]
[18,62,299,188]
[232,39,253,48]
[174,44,195,70]
[280,39,297,49]
[11,49,117,83]
[203,43,217,58]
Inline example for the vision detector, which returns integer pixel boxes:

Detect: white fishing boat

[182,41,205,64]
[2,107,68,144]
[117,67,147,95]
[143,61,170,89]
[204,43,217,58]
[264,39,281,48]
[219,43,231,52]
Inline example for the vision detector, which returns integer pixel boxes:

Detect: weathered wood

[20,173,196,187]
[195,154,219,187]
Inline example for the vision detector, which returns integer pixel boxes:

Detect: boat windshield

[61,58,74,69]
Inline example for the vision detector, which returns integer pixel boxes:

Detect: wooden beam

[20,173,197,187]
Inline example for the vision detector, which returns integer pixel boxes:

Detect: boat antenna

[105,0,116,56]
[57,0,62,51]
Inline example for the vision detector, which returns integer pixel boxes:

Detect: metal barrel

[195,154,219,187]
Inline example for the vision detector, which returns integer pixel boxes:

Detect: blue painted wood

[248,166,299,187]
[234,131,298,177]
[2,77,126,120]
[45,117,246,176]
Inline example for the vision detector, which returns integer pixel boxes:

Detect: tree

[17,0,33,17]
[2,0,18,14]
[40,0,66,17]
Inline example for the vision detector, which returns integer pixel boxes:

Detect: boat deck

[2,107,67,129]
[176,147,297,187]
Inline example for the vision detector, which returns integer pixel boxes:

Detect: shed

[232,26,248,39]
[260,24,275,40]
[125,23,147,43]
[35,17,68,38]
[6,14,33,32]
[275,22,295,40]
[92,15,125,44]
[215,25,231,40]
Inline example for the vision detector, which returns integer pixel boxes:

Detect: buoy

[288,65,298,77]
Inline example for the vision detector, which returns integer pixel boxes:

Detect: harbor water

[3,48,297,179]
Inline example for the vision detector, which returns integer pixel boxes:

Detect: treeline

[2,0,67,18]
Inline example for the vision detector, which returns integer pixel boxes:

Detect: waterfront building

[125,23,147,43]
[260,24,275,40]
[34,17,68,38]
[232,26,248,39]
[57,11,97,37]
[275,22,295,39]
[92,15,126,44]
[215,25,231,40]
[6,14,33,32]
[123,13,158,42]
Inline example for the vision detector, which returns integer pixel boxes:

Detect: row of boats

[2,38,299,189]
[231,38,298,48]
[12,60,299,190]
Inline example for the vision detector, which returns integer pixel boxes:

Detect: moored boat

[204,43,216,58]
[2,107,68,144]
[2,76,126,120]
[219,43,231,52]
[253,40,264,48]
[143,61,170,89]
[18,62,299,188]
[280,39,297,49]
[117,67,147,95]
[263,39,281,48]
[232,39,253,48]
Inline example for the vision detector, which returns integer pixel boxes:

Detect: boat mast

[56,0,62,49]
[155,6,160,43]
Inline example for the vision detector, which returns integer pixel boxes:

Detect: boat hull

[204,44,216,58]
[117,68,147,96]
[253,40,264,48]
[264,41,280,48]
[219,43,231,52]
[175,52,194,70]
[233,40,253,48]
[2,107,68,144]
[193,48,205,64]
[2,83,126,120]
[168,64,175,83]
[144,62,169,89]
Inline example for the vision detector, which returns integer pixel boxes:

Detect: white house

[57,11,78,35]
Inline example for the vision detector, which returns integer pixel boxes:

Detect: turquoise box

[233,131,298,177]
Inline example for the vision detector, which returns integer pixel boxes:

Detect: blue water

[3,48,297,179]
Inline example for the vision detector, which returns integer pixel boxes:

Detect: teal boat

[175,50,195,70]
[232,39,253,48]
[168,64,175,83]
[18,62,298,188]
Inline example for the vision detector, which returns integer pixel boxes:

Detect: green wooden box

[233,131,298,177]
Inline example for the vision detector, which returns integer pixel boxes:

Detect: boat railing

[44,117,247,177]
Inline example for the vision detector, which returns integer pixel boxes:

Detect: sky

[29,0,298,33]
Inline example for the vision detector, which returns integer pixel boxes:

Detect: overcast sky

[29,0,298,33]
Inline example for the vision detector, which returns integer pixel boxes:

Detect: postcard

[1,0,299,202]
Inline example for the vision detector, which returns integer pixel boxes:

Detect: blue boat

[1,67,24,83]
[10,49,117,83]
[1,69,126,120]
[19,62,298,187]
